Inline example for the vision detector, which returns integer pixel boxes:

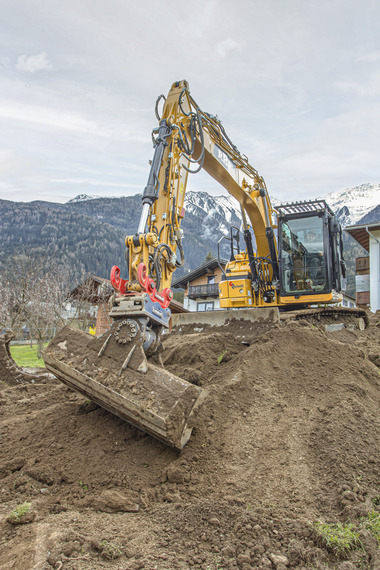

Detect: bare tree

[0,254,71,356]
[0,276,20,332]
[66,275,113,333]
[0,253,115,355]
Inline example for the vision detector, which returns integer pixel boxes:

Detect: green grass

[7,502,32,523]
[313,520,363,556]
[98,541,122,560]
[9,344,47,368]
[217,350,228,364]
[361,510,380,547]
[313,512,380,559]
[78,480,89,491]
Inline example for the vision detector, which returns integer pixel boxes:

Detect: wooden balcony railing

[188,283,220,299]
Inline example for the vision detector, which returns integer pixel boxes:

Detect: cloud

[1,0,379,203]
[0,148,26,174]
[16,52,53,73]
[335,70,380,97]
[51,177,142,188]
[0,101,110,136]
[355,51,380,63]
[216,37,240,58]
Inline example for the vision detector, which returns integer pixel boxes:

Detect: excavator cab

[277,200,346,303]
[219,200,346,309]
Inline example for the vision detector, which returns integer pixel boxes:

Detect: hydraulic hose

[155,94,166,121]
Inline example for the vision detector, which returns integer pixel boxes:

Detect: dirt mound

[0,316,379,569]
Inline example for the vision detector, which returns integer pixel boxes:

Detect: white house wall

[184,297,222,312]
[369,229,380,312]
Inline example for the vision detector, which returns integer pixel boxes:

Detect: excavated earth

[0,313,379,570]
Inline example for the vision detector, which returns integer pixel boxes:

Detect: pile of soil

[0,313,379,569]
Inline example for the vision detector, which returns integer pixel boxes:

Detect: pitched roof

[69,275,113,302]
[172,258,228,288]
[345,222,380,252]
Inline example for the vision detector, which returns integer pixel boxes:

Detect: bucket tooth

[120,345,136,373]
[98,333,112,357]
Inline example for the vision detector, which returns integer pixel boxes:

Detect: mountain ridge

[67,181,380,229]
[0,184,378,296]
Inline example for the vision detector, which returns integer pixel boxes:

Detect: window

[197,301,214,312]
[207,275,216,284]
[281,215,326,295]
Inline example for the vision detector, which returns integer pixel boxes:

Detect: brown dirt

[0,313,379,569]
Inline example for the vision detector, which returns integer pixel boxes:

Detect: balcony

[187,283,220,299]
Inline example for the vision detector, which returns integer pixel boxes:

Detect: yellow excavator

[43,80,352,450]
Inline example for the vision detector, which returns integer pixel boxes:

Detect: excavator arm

[111,80,278,304]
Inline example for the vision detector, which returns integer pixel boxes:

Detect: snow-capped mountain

[184,191,242,239]
[64,183,379,250]
[259,182,379,227]
[183,183,380,234]
[321,183,380,227]
[67,193,100,203]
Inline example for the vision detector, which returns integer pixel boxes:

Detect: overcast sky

[1,0,379,204]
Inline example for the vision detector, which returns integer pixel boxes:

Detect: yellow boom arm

[121,80,278,296]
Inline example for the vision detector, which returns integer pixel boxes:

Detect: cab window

[280,216,326,294]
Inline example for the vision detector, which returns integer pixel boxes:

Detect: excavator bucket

[43,325,206,450]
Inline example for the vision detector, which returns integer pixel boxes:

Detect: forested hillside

[0,192,377,296]
[0,200,126,284]
[0,195,227,285]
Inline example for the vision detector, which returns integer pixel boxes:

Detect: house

[172,258,228,312]
[66,275,113,334]
[345,221,380,312]
[68,275,113,304]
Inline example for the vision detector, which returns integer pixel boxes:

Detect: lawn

[9,344,47,368]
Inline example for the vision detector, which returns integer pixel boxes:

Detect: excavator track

[281,306,369,329]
